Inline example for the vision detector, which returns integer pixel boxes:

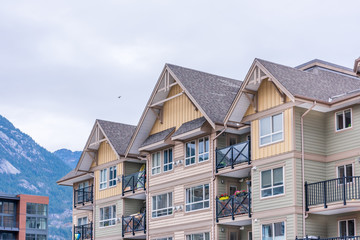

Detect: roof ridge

[166,63,242,83]
[97,119,136,128]
[256,58,316,76]
[296,59,354,72]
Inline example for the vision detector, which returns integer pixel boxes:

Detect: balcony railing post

[343,176,347,205]
[144,170,146,191]
[247,136,251,165]
[122,216,124,237]
[216,197,219,222]
[215,148,218,173]
[305,181,309,211]
[248,181,252,218]
[144,212,146,234]
[231,196,235,220]
[74,189,76,208]
[132,175,135,194]
[323,181,327,208]
[82,187,85,205]
[91,185,94,203]
[73,225,75,240]
[122,175,125,196]
[231,146,234,169]
[132,216,135,236]
[91,222,93,240]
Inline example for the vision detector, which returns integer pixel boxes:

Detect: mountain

[0,114,72,240]
[53,149,82,169]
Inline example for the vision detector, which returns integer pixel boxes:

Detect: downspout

[212,124,227,240]
[301,101,316,237]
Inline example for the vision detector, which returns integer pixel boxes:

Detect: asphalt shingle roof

[166,64,242,124]
[172,117,207,137]
[140,127,175,148]
[296,59,354,72]
[97,120,136,156]
[257,59,360,103]
[57,170,85,183]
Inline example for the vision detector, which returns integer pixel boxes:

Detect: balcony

[305,176,360,213]
[74,185,93,208]
[216,191,251,224]
[216,140,250,173]
[74,223,93,240]
[0,218,19,231]
[122,213,146,237]
[296,236,360,240]
[122,170,146,198]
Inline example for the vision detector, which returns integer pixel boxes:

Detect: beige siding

[305,214,328,238]
[95,162,123,200]
[95,199,123,239]
[251,108,293,160]
[150,84,203,135]
[326,212,360,237]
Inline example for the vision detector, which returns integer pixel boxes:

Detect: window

[230,232,238,240]
[152,192,173,218]
[260,113,283,146]
[261,167,284,198]
[186,232,210,240]
[109,166,117,187]
[77,217,88,226]
[26,234,46,240]
[336,109,352,131]
[152,152,161,175]
[100,205,116,227]
[26,203,47,216]
[100,169,107,190]
[339,219,355,236]
[163,148,173,172]
[248,231,253,240]
[262,222,285,240]
[185,140,196,166]
[338,164,353,184]
[186,184,209,212]
[1,202,15,214]
[198,137,209,162]
[26,217,47,230]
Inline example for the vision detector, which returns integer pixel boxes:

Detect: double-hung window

[262,222,285,240]
[185,140,196,166]
[100,205,116,227]
[261,167,284,198]
[339,219,355,237]
[109,166,117,187]
[198,137,209,162]
[186,232,210,240]
[152,152,161,175]
[186,184,209,211]
[152,192,173,217]
[338,164,353,184]
[336,109,352,131]
[163,148,173,172]
[100,169,107,190]
[260,113,283,146]
[77,217,88,226]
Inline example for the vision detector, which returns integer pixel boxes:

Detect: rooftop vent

[354,57,360,76]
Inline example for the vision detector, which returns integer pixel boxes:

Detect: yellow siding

[150,84,203,134]
[244,79,290,116]
[94,142,124,200]
[251,108,293,160]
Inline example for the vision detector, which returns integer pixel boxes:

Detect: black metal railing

[74,185,93,207]
[74,222,93,240]
[122,170,146,196]
[305,176,360,211]
[122,213,146,237]
[296,236,360,240]
[216,191,251,222]
[216,140,251,172]
[0,218,19,230]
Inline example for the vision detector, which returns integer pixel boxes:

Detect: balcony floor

[309,201,360,215]
[123,190,146,200]
[217,216,251,226]
[216,164,251,178]
[123,232,146,239]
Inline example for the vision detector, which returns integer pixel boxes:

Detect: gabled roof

[126,63,242,155]
[97,120,136,156]
[167,64,242,124]
[172,117,207,137]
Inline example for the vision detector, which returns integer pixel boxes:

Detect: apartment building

[59,57,360,240]
[0,193,49,240]
[57,120,146,240]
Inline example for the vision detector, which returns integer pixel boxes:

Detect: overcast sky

[0,0,359,152]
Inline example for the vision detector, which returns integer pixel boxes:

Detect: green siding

[305,214,327,238]
[123,199,145,216]
[124,162,143,175]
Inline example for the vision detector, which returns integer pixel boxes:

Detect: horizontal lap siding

[174,231,184,240]
[306,214,328,238]
[95,199,122,239]
[326,212,360,237]
[295,107,326,155]
[252,214,296,240]
[252,158,294,212]
[304,160,326,183]
[326,105,360,155]
[124,162,143,175]
[123,199,144,216]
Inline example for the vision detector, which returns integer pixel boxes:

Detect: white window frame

[198,136,209,162]
[77,216,88,226]
[109,166,117,187]
[335,108,352,132]
[261,221,285,240]
[100,169,107,190]
[185,140,196,166]
[99,205,116,228]
[260,167,284,199]
[152,192,173,218]
[186,232,210,240]
[163,148,173,172]
[152,152,161,175]
[185,184,210,212]
[259,112,284,147]
[338,219,356,237]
